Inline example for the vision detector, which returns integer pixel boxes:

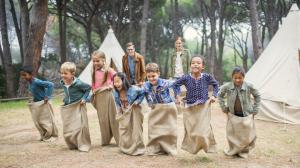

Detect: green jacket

[168,49,191,78]
[218,81,261,116]
[61,78,91,105]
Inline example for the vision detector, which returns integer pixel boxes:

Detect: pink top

[92,68,116,91]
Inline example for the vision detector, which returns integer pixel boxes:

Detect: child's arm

[217,85,229,113]
[35,79,54,102]
[250,84,261,115]
[142,84,155,109]
[172,76,186,97]
[207,74,219,99]
[133,87,145,105]
[113,91,121,107]
[79,81,91,103]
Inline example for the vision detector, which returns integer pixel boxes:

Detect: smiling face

[232,72,244,87]
[92,56,105,70]
[113,75,123,91]
[190,57,204,74]
[60,70,74,85]
[175,39,183,51]
[20,71,32,81]
[146,72,160,86]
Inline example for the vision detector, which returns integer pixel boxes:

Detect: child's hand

[175,95,180,104]
[80,99,86,105]
[209,96,216,103]
[149,104,155,109]
[44,97,48,104]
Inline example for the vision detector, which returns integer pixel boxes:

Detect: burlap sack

[147,103,177,155]
[181,102,216,154]
[92,88,119,145]
[28,101,58,141]
[116,105,145,155]
[61,101,91,152]
[225,113,256,158]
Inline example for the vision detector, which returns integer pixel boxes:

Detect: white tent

[245,4,300,124]
[79,28,125,85]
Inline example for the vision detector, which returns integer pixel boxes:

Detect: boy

[60,62,91,152]
[20,65,58,141]
[143,63,179,155]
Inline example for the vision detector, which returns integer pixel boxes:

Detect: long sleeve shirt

[29,78,54,102]
[143,78,180,105]
[92,68,116,91]
[61,78,91,105]
[173,73,219,105]
[113,85,145,108]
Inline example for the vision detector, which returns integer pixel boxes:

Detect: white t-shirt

[174,52,184,78]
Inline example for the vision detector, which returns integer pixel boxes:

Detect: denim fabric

[113,85,145,107]
[29,78,54,102]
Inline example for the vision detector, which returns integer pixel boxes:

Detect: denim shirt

[143,78,180,105]
[28,78,54,102]
[113,85,145,107]
[218,81,261,116]
[60,78,91,105]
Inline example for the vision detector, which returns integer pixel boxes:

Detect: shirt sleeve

[172,76,186,96]
[35,79,54,99]
[207,74,219,97]
[142,84,153,105]
[113,91,121,107]
[135,87,145,104]
[217,84,229,113]
[165,79,180,97]
[79,81,91,101]
[250,84,261,114]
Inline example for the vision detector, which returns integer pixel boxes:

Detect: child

[218,67,261,158]
[20,65,58,141]
[60,62,91,152]
[143,63,179,155]
[173,55,218,154]
[113,72,145,155]
[90,50,119,146]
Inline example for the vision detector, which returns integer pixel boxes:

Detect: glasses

[127,49,134,51]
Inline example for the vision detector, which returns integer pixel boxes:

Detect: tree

[140,0,149,56]
[248,0,262,61]
[56,0,68,64]
[0,0,16,98]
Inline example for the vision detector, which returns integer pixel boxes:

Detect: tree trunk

[266,0,279,40]
[140,0,149,57]
[208,1,217,76]
[128,0,133,41]
[19,0,30,65]
[57,0,68,64]
[9,0,24,63]
[23,0,48,74]
[0,0,16,98]
[249,0,263,61]
[85,24,93,56]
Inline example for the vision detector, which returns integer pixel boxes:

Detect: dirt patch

[0,103,299,168]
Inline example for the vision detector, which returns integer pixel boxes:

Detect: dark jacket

[122,52,146,84]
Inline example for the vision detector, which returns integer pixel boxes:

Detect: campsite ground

[0,98,299,168]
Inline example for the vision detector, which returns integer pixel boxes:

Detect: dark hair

[113,72,131,92]
[145,62,160,73]
[190,55,205,66]
[20,65,33,74]
[231,67,245,77]
[126,42,135,48]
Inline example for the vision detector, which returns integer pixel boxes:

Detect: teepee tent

[79,28,125,85]
[245,4,300,124]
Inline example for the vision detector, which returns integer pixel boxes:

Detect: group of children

[20,50,261,158]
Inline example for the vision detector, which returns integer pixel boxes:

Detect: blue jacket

[60,78,91,105]
[113,85,145,107]
[29,78,54,102]
[143,78,180,105]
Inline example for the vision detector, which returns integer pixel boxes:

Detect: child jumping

[90,50,119,146]
[143,63,179,155]
[60,62,91,152]
[20,65,58,141]
[174,55,218,154]
[218,67,261,158]
[113,72,145,155]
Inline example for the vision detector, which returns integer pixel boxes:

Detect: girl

[113,72,145,155]
[90,50,119,146]
[173,55,218,154]
[218,67,261,158]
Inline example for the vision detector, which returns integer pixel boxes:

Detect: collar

[60,77,77,86]
[126,52,139,61]
[229,82,247,91]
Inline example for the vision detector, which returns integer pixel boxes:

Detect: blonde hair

[145,63,160,73]
[91,50,109,85]
[60,62,76,74]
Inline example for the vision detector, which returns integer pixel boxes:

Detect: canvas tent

[245,4,300,124]
[79,28,125,85]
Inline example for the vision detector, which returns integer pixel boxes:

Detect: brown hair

[145,63,160,73]
[126,42,135,48]
[91,50,109,85]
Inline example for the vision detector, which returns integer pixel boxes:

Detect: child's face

[92,56,105,70]
[20,71,32,81]
[113,76,123,91]
[146,72,160,86]
[190,57,204,74]
[232,72,244,87]
[60,70,74,85]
